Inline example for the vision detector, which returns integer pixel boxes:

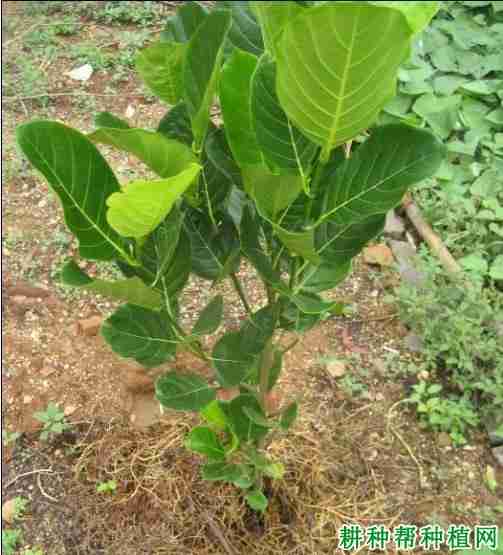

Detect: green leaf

[220,48,263,166]
[89,128,197,179]
[157,102,194,146]
[201,462,242,482]
[275,227,320,264]
[136,41,186,105]
[185,426,226,460]
[368,1,438,34]
[290,291,342,315]
[276,3,413,160]
[313,125,445,228]
[298,260,351,293]
[185,214,240,281]
[192,295,224,335]
[221,1,264,56]
[212,332,255,387]
[184,10,232,148]
[280,401,298,430]
[222,394,269,441]
[161,1,208,43]
[433,74,469,96]
[489,256,503,280]
[242,407,273,428]
[461,79,503,96]
[61,260,161,310]
[94,112,130,129]
[154,229,192,298]
[156,371,216,411]
[106,164,201,238]
[251,1,304,59]
[201,400,228,430]
[251,55,317,174]
[102,305,178,367]
[242,166,303,219]
[486,107,503,126]
[459,254,488,275]
[412,94,461,139]
[16,121,125,261]
[245,489,268,512]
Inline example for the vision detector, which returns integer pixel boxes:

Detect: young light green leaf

[276,3,413,160]
[136,41,186,105]
[368,1,438,34]
[242,166,303,218]
[184,10,232,148]
[185,426,226,460]
[251,54,317,174]
[245,490,268,512]
[201,400,228,431]
[251,1,303,59]
[489,256,503,280]
[220,48,263,166]
[192,295,224,336]
[106,164,201,238]
[89,128,197,179]
[156,371,216,411]
[61,260,162,310]
[16,121,125,261]
[102,305,178,367]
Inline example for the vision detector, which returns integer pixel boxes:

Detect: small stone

[389,240,426,288]
[404,333,424,353]
[125,104,135,118]
[483,413,503,447]
[125,368,154,394]
[2,499,17,524]
[417,370,430,381]
[375,392,385,402]
[64,405,77,416]
[384,210,405,239]
[77,315,102,337]
[23,395,33,405]
[363,244,394,267]
[492,446,503,467]
[326,360,346,378]
[66,63,93,81]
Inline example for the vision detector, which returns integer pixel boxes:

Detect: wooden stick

[402,193,462,275]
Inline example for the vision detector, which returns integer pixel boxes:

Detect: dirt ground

[2,2,502,554]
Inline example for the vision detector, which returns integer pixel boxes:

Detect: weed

[96,1,160,26]
[69,44,114,71]
[2,529,22,555]
[12,497,29,520]
[2,430,21,446]
[34,403,70,441]
[96,479,117,494]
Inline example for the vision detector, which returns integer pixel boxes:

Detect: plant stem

[230,272,252,314]
[258,339,274,414]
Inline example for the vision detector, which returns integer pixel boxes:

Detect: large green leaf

[185,213,240,281]
[220,48,263,166]
[136,41,186,105]
[184,10,232,148]
[16,121,125,261]
[155,230,192,298]
[161,1,208,43]
[192,295,224,336]
[102,304,178,367]
[242,166,303,218]
[298,260,352,292]
[275,227,320,264]
[313,125,445,227]
[106,164,201,238]
[275,3,413,160]
[89,128,197,179]
[221,1,264,56]
[61,260,161,310]
[251,55,317,173]
[368,1,439,34]
[156,371,216,411]
[251,1,303,59]
[185,426,226,461]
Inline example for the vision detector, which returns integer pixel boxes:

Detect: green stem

[230,272,252,314]
[289,257,298,291]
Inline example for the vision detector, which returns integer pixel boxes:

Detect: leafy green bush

[16,1,442,511]
[397,250,503,443]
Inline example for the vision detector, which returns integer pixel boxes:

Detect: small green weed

[96,1,160,26]
[69,44,114,71]
[2,430,21,446]
[96,479,117,494]
[407,381,479,445]
[34,403,70,441]
[2,529,22,555]
[12,497,29,520]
